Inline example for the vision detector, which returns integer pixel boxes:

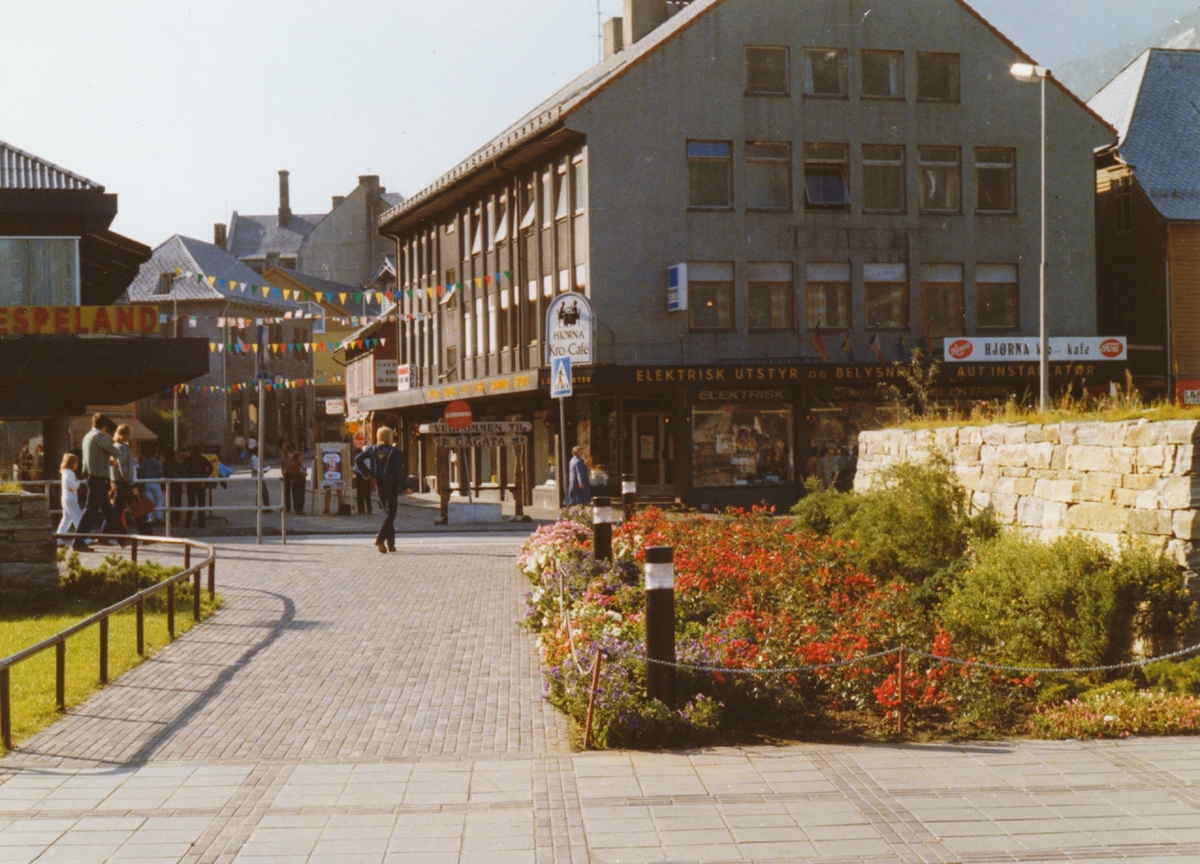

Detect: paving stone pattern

[5,536,1200,862]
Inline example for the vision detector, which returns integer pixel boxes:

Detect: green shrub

[59,551,190,612]
[792,454,997,601]
[940,532,1195,672]
[1032,689,1200,739]
[1143,655,1200,695]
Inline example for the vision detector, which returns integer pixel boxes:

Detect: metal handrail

[0,532,217,751]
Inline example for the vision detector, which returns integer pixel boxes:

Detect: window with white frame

[862,144,905,212]
[746,142,791,211]
[976,263,1019,330]
[806,262,851,330]
[864,263,908,328]
[974,148,1016,213]
[804,143,850,210]
[918,147,960,213]
[804,48,847,97]
[862,50,904,98]
[919,263,963,337]
[688,261,734,331]
[745,46,789,95]
[748,262,793,331]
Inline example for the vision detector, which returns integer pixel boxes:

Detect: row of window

[686,261,1019,334]
[746,46,959,102]
[688,141,1017,214]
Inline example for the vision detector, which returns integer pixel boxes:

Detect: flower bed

[520,507,1034,747]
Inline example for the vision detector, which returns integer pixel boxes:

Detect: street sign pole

[256,325,268,546]
[559,396,567,508]
[550,356,574,508]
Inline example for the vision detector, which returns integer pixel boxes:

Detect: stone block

[1129,509,1173,536]
[1013,477,1036,496]
[1073,423,1102,445]
[995,476,1018,495]
[1025,426,1048,443]
[1042,424,1061,444]
[1017,496,1043,527]
[1158,476,1197,510]
[1025,441,1054,469]
[995,444,1029,467]
[959,426,983,445]
[1137,487,1163,510]
[972,491,992,512]
[979,444,998,466]
[1089,532,1125,553]
[991,492,1019,521]
[1050,447,1068,470]
[934,427,958,451]
[1064,502,1129,533]
[1035,478,1077,503]
[1167,538,1195,568]
[1042,501,1068,529]
[1079,473,1117,503]
[1066,446,1133,474]
[1113,488,1139,508]
[1174,511,1200,541]
[1096,424,1130,447]
[1166,420,1200,445]
[1124,474,1161,491]
[0,562,59,594]
[1004,426,1029,445]
[0,541,56,564]
[1038,528,1068,545]
[978,473,997,493]
[1137,446,1168,470]
[954,445,982,465]
[955,465,983,490]
[1125,422,1167,447]
[1174,445,1198,476]
[980,425,1009,446]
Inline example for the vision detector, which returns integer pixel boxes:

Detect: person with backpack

[354,426,409,554]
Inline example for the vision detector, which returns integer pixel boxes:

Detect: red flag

[811,325,827,362]
[870,332,885,363]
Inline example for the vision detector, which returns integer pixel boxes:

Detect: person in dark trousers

[353,442,374,515]
[73,413,126,551]
[566,445,592,505]
[162,447,186,524]
[182,444,212,528]
[281,444,307,515]
[354,426,409,554]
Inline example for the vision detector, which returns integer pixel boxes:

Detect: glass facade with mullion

[0,238,80,306]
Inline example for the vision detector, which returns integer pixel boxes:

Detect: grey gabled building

[367,0,1114,510]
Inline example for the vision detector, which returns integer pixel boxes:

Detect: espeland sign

[545,292,593,366]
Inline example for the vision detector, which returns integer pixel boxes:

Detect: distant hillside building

[1091,48,1200,400]
[224,171,403,289]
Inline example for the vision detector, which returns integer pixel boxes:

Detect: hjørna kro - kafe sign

[545,293,593,365]
[943,336,1126,362]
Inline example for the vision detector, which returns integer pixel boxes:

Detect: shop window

[918,146,960,213]
[806,262,850,329]
[916,52,959,101]
[687,141,733,209]
[803,48,847,97]
[864,263,908,328]
[919,263,963,338]
[976,263,1019,330]
[555,164,569,220]
[692,402,794,487]
[803,143,850,210]
[1113,175,1133,232]
[862,144,905,212]
[542,171,554,227]
[745,142,791,211]
[0,238,79,306]
[748,262,793,331]
[862,50,904,98]
[975,148,1016,213]
[572,157,587,214]
[745,46,789,95]
[688,261,734,331]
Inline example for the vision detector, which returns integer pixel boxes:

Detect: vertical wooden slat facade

[1168,224,1200,380]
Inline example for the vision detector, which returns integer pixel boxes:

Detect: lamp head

[1010,62,1050,82]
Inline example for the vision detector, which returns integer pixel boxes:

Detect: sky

[2,0,1195,250]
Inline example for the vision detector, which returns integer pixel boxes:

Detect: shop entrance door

[632,412,674,495]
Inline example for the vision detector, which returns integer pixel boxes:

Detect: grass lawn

[1,582,221,750]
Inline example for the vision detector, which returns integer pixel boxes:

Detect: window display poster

[640,435,656,461]
[319,442,350,489]
[692,404,793,487]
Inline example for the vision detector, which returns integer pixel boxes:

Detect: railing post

[130,537,138,565]
[184,544,191,571]
[164,480,172,538]
[1,668,10,751]
[583,646,604,750]
[193,571,201,621]
[593,496,613,561]
[644,546,675,708]
[207,558,215,600]
[99,617,109,684]
[136,598,145,656]
[622,474,637,522]
[167,583,175,640]
[55,641,65,712]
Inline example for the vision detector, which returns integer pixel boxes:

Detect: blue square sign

[550,356,573,398]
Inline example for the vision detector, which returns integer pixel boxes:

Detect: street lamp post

[1010,62,1051,411]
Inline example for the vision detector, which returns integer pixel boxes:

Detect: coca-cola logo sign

[1099,338,1124,358]
[947,339,974,360]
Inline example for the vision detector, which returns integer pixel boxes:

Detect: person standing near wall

[73,414,126,551]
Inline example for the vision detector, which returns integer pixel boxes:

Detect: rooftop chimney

[332,195,346,208]
[603,17,624,59]
[278,170,292,228]
[623,0,667,49]
[214,223,227,249]
[359,175,380,198]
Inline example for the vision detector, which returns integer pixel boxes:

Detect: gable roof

[0,140,102,190]
[124,235,301,312]
[227,211,325,260]
[380,0,1112,230]
[263,267,377,317]
[1089,48,1200,221]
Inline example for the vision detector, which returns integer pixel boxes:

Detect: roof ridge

[0,139,104,190]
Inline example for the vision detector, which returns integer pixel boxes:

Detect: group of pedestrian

[67,413,132,551]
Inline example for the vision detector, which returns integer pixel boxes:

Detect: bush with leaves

[59,551,190,612]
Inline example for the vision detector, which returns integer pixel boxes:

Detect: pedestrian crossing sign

[551,356,573,398]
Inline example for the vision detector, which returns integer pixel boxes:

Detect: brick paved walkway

[5,534,1200,862]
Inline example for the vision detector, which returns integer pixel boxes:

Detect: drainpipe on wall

[1166,253,1173,402]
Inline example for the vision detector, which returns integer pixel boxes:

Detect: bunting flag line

[168,374,343,396]
[208,338,389,354]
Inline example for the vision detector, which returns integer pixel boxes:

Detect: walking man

[183,444,211,528]
[354,427,409,554]
[73,414,126,551]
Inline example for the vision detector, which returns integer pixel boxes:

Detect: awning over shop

[69,412,157,447]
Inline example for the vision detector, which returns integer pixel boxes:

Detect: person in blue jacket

[566,445,592,505]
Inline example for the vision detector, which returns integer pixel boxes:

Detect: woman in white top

[57,452,83,542]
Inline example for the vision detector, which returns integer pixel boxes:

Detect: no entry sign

[444,400,473,430]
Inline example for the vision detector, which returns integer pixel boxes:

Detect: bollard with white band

[593,496,613,561]
[644,545,675,707]
[622,473,637,521]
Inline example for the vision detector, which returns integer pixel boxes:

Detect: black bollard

[644,545,675,708]
[593,496,613,561]
[622,473,637,521]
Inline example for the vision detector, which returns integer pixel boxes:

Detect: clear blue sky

[1,0,1192,249]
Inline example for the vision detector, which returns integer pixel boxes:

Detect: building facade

[366,0,1116,510]
[1090,49,1200,401]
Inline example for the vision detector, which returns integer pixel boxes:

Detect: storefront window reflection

[692,403,793,487]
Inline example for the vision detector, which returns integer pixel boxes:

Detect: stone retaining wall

[0,492,58,593]
[855,420,1200,571]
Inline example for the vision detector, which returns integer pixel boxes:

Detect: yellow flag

[339,292,347,304]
